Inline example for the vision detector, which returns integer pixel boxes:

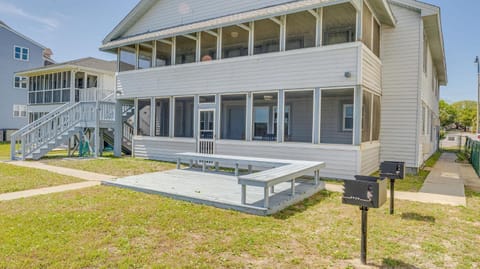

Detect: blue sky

[0,0,477,103]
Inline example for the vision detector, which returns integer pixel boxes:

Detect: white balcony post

[150,97,155,137]
[353,86,363,145]
[169,97,174,138]
[113,101,122,157]
[217,28,222,60]
[317,8,323,47]
[246,92,253,141]
[70,71,75,103]
[277,90,285,143]
[313,88,321,144]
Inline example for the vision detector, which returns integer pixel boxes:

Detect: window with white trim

[13,104,27,118]
[14,46,29,61]
[14,76,28,89]
[343,104,354,131]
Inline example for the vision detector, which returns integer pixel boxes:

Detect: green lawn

[0,186,478,268]
[0,142,10,160]
[0,163,84,194]
[41,157,176,178]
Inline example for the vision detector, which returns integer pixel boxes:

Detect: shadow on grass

[401,212,435,223]
[381,258,419,269]
[272,190,334,220]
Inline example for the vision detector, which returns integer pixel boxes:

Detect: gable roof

[16,57,116,76]
[102,0,396,50]
[0,20,47,50]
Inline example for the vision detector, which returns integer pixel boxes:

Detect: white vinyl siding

[360,142,380,175]
[379,4,421,168]
[117,43,359,98]
[123,0,303,38]
[362,46,382,95]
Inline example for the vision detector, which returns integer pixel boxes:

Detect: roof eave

[423,13,447,85]
[367,0,397,27]
[16,64,115,77]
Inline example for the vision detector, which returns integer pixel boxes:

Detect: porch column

[353,86,363,145]
[169,97,174,138]
[279,15,286,52]
[215,94,221,140]
[70,71,76,103]
[356,2,363,42]
[277,90,285,143]
[316,8,323,47]
[245,93,253,141]
[150,97,155,137]
[313,88,321,144]
[113,101,122,157]
[193,95,199,139]
[134,98,139,136]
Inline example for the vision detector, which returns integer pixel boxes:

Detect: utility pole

[475,56,480,135]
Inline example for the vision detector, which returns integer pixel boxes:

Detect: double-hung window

[13,104,27,118]
[343,104,354,131]
[14,76,28,89]
[14,46,29,61]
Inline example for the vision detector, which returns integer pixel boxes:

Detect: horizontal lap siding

[117,45,359,98]
[362,46,382,94]
[134,137,196,161]
[124,0,311,38]
[361,143,380,175]
[216,142,359,180]
[380,4,421,168]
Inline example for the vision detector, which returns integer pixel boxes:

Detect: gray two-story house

[0,20,52,141]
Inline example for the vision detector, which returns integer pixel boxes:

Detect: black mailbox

[342,176,387,208]
[379,161,405,179]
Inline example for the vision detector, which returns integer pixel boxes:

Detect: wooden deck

[102,169,325,215]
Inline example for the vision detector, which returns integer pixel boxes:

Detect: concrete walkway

[5,161,116,181]
[420,153,466,197]
[0,181,100,201]
[0,161,116,201]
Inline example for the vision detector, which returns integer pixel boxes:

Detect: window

[14,46,29,61]
[138,42,153,69]
[155,98,170,137]
[156,40,172,67]
[254,19,280,55]
[284,90,313,142]
[14,76,28,89]
[343,104,354,131]
[323,3,356,46]
[201,31,217,61]
[13,105,27,118]
[253,93,278,141]
[362,91,372,142]
[118,45,136,72]
[176,36,197,65]
[199,95,215,103]
[137,99,152,136]
[221,94,246,140]
[174,97,194,138]
[286,11,316,50]
[321,89,354,144]
[222,25,249,59]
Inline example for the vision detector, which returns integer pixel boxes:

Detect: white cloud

[0,1,59,30]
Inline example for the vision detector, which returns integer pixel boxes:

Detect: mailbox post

[342,176,387,265]
[379,161,405,215]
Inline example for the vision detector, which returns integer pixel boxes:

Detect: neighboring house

[11,58,128,160]
[15,57,116,122]
[98,0,447,178]
[0,20,52,141]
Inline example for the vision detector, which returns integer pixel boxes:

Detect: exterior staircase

[10,95,123,160]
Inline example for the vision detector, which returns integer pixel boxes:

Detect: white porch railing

[11,100,116,160]
[78,88,114,102]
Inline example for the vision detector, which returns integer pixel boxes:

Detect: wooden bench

[238,161,325,208]
[176,152,290,176]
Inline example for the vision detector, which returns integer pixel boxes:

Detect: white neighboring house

[0,20,53,141]
[98,0,447,178]
[11,58,130,160]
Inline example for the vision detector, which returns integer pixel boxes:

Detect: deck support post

[241,184,246,204]
[202,160,206,172]
[248,165,252,174]
[270,185,274,193]
[215,161,219,172]
[264,187,269,208]
[314,170,320,185]
[235,163,239,176]
[176,158,181,169]
[189,160,193,168]
[291,178,296,195]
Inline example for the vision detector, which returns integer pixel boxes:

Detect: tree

[452,100,477,132]
[439,100,456,128]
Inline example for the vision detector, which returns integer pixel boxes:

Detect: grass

[0,142,10,160]
[0,186,478,268]
[0,162,83,194]
[41,157,176,178]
